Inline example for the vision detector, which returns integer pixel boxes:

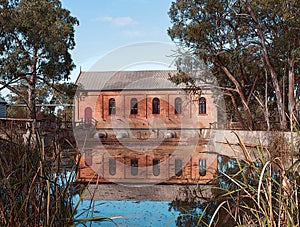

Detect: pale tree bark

[27,46,39,135]
[224,92,248,130]
[28,74,36,134]
[216,63,253,130]
[243,0,287,130]
[265,70,270,131]
[288,60,295,130]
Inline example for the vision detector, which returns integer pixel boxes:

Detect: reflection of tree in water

[169,199,237,226]
[168,155,248,226]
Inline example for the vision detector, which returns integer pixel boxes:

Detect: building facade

[75,70,219,184]
[0,97,7,118]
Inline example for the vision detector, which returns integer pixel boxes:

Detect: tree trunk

[265,70,270,131]
[28,72,37,135]
[244,0,287,130]
[288,60,295,131]
[218,64,253,130]
[269,67,287,130]
[225,92,248,130]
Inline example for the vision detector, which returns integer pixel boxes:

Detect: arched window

[152,97,160,114]
[152,159,160,176]
[131,159,138,176]
[109,158,116,176]
[199,159,207,176]
[109,98,116,115]
[175,159,182,177]
[175,97,182,114]
[130,98,138,115]
[199,97,206,114]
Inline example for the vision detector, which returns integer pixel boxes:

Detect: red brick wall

[75,89,217,129]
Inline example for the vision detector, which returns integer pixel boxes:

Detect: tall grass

[0,126,122,226]
[0,128,79,226]
[199,132,300,226]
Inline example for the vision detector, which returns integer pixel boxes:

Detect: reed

[199,131,300,226]
[0,127,80,226]
[0,126,121,226]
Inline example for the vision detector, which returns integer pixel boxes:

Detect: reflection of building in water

[74,70,218,184]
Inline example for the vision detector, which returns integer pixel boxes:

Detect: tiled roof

[76,70,208,91]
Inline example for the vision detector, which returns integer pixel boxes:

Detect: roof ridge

[79,69,178,73]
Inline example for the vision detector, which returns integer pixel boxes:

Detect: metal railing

[0,118,73,132]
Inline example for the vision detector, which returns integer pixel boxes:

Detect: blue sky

[61,0,176,80]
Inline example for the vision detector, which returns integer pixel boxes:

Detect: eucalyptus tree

[0,0,78,131]
[168,0,299,130]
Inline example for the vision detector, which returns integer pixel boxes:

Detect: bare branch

[0,81,27,102]
[0,77,22,91]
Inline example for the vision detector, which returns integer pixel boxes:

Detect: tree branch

[246,72,260,105]
[0,81,27,102]
[0,77,22,92]
[36,76,64,94]
[223,92,248,130]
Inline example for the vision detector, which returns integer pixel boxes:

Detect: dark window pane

[130,98,138,115]
[109,98,116,115]
[199,97,206,114]
[152,98,160,114]
[131,159,138,176]
[109,158,116,176]
[153,159,160,176]
[199,159,207,176]
[175,97,182,114]
[175,159,182,177]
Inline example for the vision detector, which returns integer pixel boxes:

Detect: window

[131,159,138,176]
[109,158,116,176]
[130,98,138,115]
[199,97,206,114]
[175,97,182,114]
[175,159,182,177]
[153,159,160,176]
[109,98,116,115]
[199,159,207,176]
[152,98,160,114]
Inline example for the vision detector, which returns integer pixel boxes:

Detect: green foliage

[51,82,77,105]
[0,0,78,119]
[168,0,300,130]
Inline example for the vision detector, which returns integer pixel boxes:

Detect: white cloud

[121,30,142,37]
[96,16,137,27]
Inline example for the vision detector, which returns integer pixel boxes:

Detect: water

[69,154,288,226]
[67,155,233,226]
[74,199,181,227]
[59,154,185,226]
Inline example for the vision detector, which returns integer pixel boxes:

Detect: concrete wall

[202,129,300,161]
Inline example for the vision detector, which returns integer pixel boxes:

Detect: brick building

[74,70,219,184]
